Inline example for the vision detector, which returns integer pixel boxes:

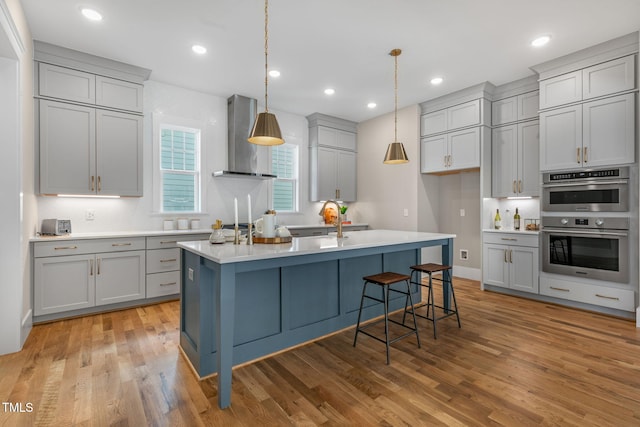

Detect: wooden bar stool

[404,263,460,339]
[353,272,421,364]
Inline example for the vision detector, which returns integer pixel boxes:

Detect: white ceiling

[19,0,640,123]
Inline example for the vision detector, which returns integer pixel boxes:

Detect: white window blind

[160,126,201,212]
[271,144,298,212]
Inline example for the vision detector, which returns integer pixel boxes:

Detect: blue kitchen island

[178,229,455,408]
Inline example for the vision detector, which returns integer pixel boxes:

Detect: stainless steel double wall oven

[541,167,634,283]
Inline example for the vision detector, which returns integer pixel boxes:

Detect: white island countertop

[178,229,455,264]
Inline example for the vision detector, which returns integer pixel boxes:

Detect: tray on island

[253,236,292,244]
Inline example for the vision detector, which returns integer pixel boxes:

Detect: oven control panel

[544,166,628,183]
[542,216,629,230]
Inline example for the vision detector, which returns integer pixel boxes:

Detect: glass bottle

[494,209,502,230]
[514,208,521,231]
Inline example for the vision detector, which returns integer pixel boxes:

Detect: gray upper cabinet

[35,43,150,196]
[308,113,357,202]
[421,99,482,137]
[492,91,539,126]
[539,54,636,110]
[492,120,539,197]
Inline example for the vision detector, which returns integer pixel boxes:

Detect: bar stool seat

[405,263,460,339]
[353,272,421,364]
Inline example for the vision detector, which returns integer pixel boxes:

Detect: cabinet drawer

[147,271,181,298]
[483,232,539,247]
[147,248,181,273]
[39,63,96,104]
[540,277,635,312]
[34,237,145,257]
[96,76,143,112]
[146,234,210,250]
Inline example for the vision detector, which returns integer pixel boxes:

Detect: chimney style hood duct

[213,94,276,179]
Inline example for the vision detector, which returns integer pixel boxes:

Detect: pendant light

[383,48,409,164]
[248,0,284,146]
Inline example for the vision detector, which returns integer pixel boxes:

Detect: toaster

[41,219,72,236]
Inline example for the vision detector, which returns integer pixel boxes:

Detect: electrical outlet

[188,268,194,281]
[403,208,409,217]
[460,208,465,217]
[85,209,95,221]
[460,249,469,261]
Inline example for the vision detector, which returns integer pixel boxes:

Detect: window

[271,144,298,212]
[159,125,201,212]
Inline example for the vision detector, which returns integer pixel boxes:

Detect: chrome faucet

[319,200,344,238]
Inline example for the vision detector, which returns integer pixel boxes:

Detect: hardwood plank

[1,278,639,426]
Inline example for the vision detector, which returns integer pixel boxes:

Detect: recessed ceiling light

[81,8,103,21]
[324,88,335,95]
[430,77,444,85]
[269,70,281,78]
[531,35,551,47]
[192,45,207,55]
[367,102,377,109]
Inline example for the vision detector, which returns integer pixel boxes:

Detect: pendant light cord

[394,52,398,143]
[263,0,270,113]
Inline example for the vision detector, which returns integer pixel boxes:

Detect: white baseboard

[452,266,481,281]
[637,306,639,328]
[21,309,32,348]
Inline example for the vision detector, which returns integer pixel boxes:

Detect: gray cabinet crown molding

[491,75,540,102]
[34,40,151,84]
[419,81,496,114]
[306,112,357,133]
[530,31,638,81]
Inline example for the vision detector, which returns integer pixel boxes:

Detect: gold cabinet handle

[501,238,517,241]
[90,176,95,191]
[518,180,522,193]
[160,282,177,287]
[595,294,619,301]
[509,249,513,263]
[160,240,178,245]
[111,243,132,247]
[448,155,452,167]
[90,259,94,276]
[583,147,588,163]
[54,245,78,250]
[160,258,177,263]
[97,176,102,192]
[577,147,581,163]
[504,249,508,263]
[512,180,517,193]
[550,286,570,292]
[97,258,101,275]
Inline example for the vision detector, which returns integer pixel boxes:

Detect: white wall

[353,105,421,230]
[37,81,322,233]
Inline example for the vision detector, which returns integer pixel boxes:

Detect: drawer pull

[312,231,323,235]
[160,282,177,287]
[595,294,619,301]
[111,243,133,247]
[500,238,517,241]
[550,286,570,292]
[160,258,177,263]
[160,240,178,245]
[54,245,78,250]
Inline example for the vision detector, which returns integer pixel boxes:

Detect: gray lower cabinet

[33,237,146,317]
[483,232,539,294]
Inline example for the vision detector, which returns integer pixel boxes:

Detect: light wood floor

[1,278,639,426]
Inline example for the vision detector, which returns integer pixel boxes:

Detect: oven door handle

[542,180,628,188]
[542,228,628,237]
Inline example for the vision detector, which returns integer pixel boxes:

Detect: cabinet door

[539,105,582,171]
[518,91,540,121]
[336,150,356,202]
[34,255,95,316]
[38,63,95,104]
[317,126,356,151]
[510,246,539,294]
[39,100,96,195]
[421,109,447,136]
[539,70,582,109]
[582,55,636,100]
[518,120,540,197]
[316,147,338,200]
[96,110,143,196]
[448,100,480,130]
[449,127,480,170]
[482,244,509,288]
[420,135,447,173]
[492,96,518,126]
[582,93,635,168]
[95,250,145,306]
[95,76,143,112]
[491,125,517,197]
[336,130,357,151]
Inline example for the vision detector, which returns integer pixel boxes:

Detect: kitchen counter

[178,229,455,409]
[29,228,214,242]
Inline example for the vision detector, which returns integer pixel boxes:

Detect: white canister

[255,214,276,237]
[190,219,201,230]
[163,220,175,231]
[177,218,189,230]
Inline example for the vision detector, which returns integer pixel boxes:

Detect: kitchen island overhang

[178,229,455,409]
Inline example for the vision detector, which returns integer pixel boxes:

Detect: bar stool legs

[404,264,460,339]
[353,272,421,364]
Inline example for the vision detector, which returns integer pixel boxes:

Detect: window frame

[271,143,299,213]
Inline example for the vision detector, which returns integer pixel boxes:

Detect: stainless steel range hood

[213,94,276,179]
